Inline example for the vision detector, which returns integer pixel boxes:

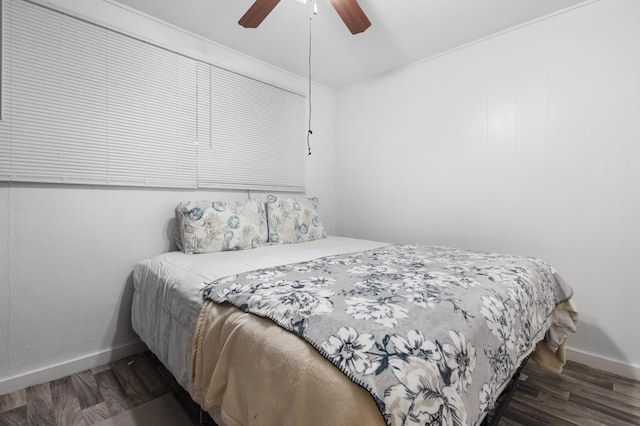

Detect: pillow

[177,199,268,254]
[174,202,187,251]
[266,195,326,244]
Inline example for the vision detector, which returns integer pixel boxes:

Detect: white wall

[335,0,640,375]
[0,0,336,392]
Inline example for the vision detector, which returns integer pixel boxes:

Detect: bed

[131,198,576,426]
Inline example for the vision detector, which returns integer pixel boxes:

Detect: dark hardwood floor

[1,352,639,425]
[0,352,215,426]
[504,359,640,426]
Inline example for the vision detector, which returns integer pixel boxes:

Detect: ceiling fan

[239,0,371,35]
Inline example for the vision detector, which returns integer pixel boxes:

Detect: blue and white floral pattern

[178,199,268,254]
[322,326,375,374]
[204,244,573,425]
[266,196,326,244]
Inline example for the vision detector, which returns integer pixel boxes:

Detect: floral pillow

[174,203,187,251]
[177,199,268,254]
[266,195,326,244]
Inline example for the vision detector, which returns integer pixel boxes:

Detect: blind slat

[198,66,306,191]
[0,0,303,191]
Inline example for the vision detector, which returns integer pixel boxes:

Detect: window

[198,66,306,192]
[0,0,305,191]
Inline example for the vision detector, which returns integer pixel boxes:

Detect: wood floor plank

[571,381,640,417]
[94,370,133,417]
[502,398,570,426]
[560,362,615,390]
[71,369,104,410]
[517,374,571,401]
[513,379,539,399]
[0,406,27,426]
[110,358,153,407]
[129,353,169,395]
[565,360,640,387]
[26,383,56,426]
[569,392,640,425]
[90,364,112,375]
[614,381,640,402]
[0,389,26,414]
[520,392,638,426]
[497,416,524,426]
[525,362,640,410]
[51,376,87,426]
[81,402,111,425]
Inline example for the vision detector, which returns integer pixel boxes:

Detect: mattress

[131,236,389,390]
[133,236,576,426]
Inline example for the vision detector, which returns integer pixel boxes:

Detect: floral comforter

[203,244,573,426]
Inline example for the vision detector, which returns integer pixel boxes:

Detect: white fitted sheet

[131,236,388,390]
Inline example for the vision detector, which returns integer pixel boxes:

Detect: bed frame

[481,357,530,426]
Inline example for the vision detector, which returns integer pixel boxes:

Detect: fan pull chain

[306,10,314,156]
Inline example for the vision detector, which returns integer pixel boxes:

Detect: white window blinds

[197,66,306,192]
[105,31,198,188]
[0,0,199,187]
[0,0,306,191]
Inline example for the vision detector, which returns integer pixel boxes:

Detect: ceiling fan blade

[239,0,281,28]
[328,0,371,34]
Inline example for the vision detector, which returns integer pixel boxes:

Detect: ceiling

[114,0,588,89]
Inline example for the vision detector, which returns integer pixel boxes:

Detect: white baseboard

[566,347,640,381]
[0,340,147,395]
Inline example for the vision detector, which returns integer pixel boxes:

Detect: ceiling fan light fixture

[239,0,370,34]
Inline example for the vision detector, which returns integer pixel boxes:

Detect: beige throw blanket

[531,299,578,373]
[192,300,386,426]
[192,298,577,426]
